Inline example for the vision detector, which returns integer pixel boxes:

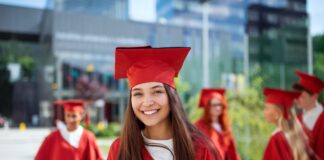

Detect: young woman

[195,88,240,160]
[107,46,219,160]
[262,88,313,160]
[35,100,103,160]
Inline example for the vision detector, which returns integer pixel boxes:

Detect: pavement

[0,128,114,160]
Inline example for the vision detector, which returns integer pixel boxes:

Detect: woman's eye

[132,92,142,97]
[154,90,164,94]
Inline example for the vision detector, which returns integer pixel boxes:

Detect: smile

[142,109,160,115]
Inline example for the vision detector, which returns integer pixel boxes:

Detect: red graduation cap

[263,88,301,120]
[53,100,86,113]
[293,70,324,94]
[199,88,226,108]
[114,46,190,89]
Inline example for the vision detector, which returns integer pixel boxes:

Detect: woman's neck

[211,116,219,123]
[67,125,78,132]
[143,119,172,140]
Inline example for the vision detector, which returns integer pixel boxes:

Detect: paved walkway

[0,128,114,160]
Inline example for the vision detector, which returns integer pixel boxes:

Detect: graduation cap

[53,100,86,113]
[114,46,190,89]
[293,70,324,94]
[263,88,301,120]
[198,88,226,108]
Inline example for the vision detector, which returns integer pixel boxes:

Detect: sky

[0,0,323,35]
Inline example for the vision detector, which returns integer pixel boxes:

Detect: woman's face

[209,97,224,118]
[264,103,280,124]
[131,82,170,127]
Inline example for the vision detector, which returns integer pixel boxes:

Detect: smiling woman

[107,46,220,160]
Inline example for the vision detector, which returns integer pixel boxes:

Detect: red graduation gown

[107,137,217,160]
[298,110,324,160]
[312,111,324,160]
[195,118,240,160]
[262,131,292,160]
[35,129,104,160]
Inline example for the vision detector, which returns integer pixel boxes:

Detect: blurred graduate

[35,100,103,160]
[262,88,313,160]
[195,88,240,160]
[293,70,324,159]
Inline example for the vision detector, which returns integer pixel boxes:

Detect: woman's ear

[274,108,283,120]
[311,93,319,101]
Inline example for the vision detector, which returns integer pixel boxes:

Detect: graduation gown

[262,131,292,160]
[298,110,324,160]
[35,129,103,160]
[107,137,217,160]
[195,118,240,160]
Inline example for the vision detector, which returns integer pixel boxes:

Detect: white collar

[303,102,323,130]
[57,121,83,148]
[141,131,173,147]
[141,131,174,160]
[212,122,222,133]
[272,128,281,135]
[272,128,289,139]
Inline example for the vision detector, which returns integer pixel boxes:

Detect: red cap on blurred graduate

[114,46,190,89]
[53,100,85,113]
[293,70,324,94]
[199,88,226,108]
[263,88,301,119]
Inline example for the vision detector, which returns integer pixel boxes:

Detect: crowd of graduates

[35,46,324,160]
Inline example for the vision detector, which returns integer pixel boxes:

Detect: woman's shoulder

[46,129,60,139]
[82,129,96,138]
[107,137,121,160]
[194,140,218,160]
[111,137,121,147]
[108,137,122,153]
[192,135,219,159]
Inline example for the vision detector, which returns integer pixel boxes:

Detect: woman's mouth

[142,109,160,115]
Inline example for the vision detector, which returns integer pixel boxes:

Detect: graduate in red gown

[293,70,324,160]
[195,88,240,160]
[262,88,312,160]
[107,46,220,160]
[35,100,104,160]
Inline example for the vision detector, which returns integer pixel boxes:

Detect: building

[246,0,309,88]
[0,0,310,125]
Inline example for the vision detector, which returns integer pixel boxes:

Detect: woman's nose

[142,95,154,107]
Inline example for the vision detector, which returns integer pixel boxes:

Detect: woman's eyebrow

[151,85,164,89]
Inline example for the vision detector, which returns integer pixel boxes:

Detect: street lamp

[201,0,210,87]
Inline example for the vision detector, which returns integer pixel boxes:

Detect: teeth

[143,110,158,115]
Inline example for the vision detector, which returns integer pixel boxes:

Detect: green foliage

[0,41,35,79]
[186,93,203,123]
[313,34,324,100]
[227,88,274,160]
[313,34,324,53]
[313,34,324,78]
[18,55,34,79]
[175,77,191,93]
[82,122,121,138]
[314,53,324,78]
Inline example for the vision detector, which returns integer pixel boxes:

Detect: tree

[313,34,324,77]
[313,34,324,100]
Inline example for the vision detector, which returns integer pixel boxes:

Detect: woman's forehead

[132,82,164,90]
[210,97,221,103]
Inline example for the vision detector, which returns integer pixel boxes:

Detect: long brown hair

[117,84,219,160]
[203,94,232,145]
